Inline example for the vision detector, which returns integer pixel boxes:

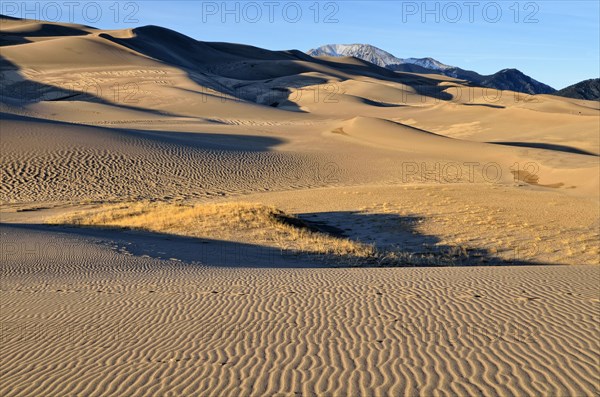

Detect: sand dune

[0,113,346,203]
[1,15,599,397]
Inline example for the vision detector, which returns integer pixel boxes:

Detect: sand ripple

[1,225,598,397]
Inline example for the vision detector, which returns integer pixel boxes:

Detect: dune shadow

[2,209,551,268]
[357,97,407,108]
[0,14,31,46]
[128,127,288,152]
[1,223,327,269]
[96,27,458,108]
[1,112,286,153]
[410,85,454,102]
[490,141,598,156]
[297,211,551,267]
[0,54,188,118]
[2,25,461,113]
[463,103,506,109]
[0,34,30,46]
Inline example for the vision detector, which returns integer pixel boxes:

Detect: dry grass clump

[50,202,495,266]
[50,202,377,263]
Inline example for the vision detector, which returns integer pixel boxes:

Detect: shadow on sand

[489,141,598,157]
[2,211,551,268]
[1,26,458,114]
[1,112,287,153]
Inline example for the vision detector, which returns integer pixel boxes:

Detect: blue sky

[5,1,599,88]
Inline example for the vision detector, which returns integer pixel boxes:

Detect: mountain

[480,68,556,95]
[308,44,556,95]
[554,78,600,100]
[307,44,453,72]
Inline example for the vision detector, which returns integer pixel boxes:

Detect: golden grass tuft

[49,202,492,266]
[49,202,377,263]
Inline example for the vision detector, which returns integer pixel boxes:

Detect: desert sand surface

[2,223,599,397]
[1,16,599,396]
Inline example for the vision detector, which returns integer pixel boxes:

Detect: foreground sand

[1,222,599,396]
[1,16,599,396]
[1,185,599,396]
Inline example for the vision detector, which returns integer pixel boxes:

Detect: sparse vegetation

[49,202,378,265]
[49,201,493,266]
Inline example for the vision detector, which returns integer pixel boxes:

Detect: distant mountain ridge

[554,78,600,101]
[308,44,556,95]
[307,44,454,72]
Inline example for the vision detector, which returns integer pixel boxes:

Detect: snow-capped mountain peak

[307,44,403,68]
[307,44,554,95]
[403,57,453,71]
[307,44,453,71]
